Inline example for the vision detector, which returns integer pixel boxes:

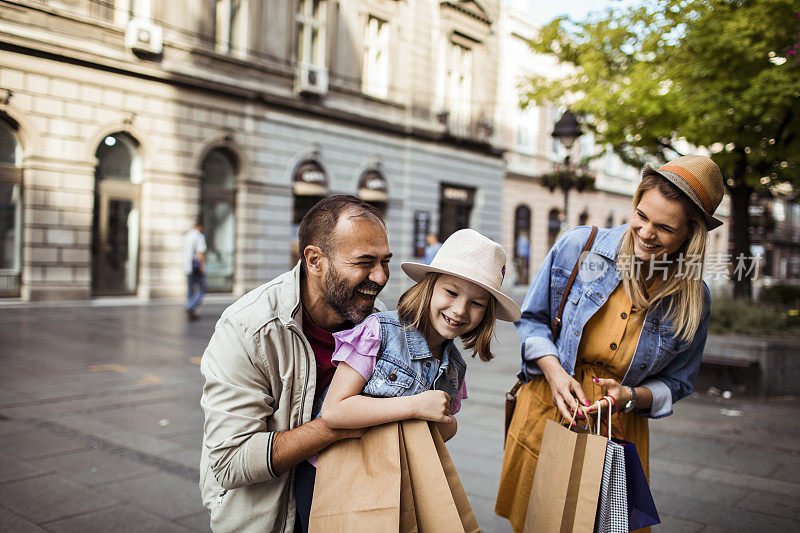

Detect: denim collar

[591,224,629,260]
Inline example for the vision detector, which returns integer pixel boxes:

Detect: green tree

[522,0,800,298]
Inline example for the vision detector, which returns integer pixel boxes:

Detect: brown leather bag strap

[550,226,598,340]
[504,226,599,448]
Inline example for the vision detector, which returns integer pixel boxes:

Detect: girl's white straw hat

[401,229,522,322]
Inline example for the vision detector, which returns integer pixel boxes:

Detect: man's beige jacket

[199,262,383,532]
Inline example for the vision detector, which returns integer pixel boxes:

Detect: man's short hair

[298,195,385,271]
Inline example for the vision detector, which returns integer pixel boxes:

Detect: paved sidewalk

[0,301,798,532]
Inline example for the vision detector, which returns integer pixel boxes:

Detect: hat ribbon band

[659,164,713,213]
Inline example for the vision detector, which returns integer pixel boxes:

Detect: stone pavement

[0,299,798,532]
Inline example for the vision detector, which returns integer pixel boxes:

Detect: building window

[439,184,475,242]
[0,118,21,297]
[516,105,537,154]
[297,0,327,69]
[578,210,589,226]
[547,208,561,249]
[362,16,390,99]
[216,0,249,56]
[112,0,151,24]
[514,205,531,286]
[292,161,329,266]
[201,149,237,292]
[606,213,614,228]
[445,41,472,137]
[358,168,388,215]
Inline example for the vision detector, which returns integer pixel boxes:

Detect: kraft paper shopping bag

[400,419,471,533]
[429,422,481,533]
[524,419,608,533]
[309,422,401,533]
[398,427,419,533]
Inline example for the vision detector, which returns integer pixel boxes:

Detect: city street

[0,299,798,532]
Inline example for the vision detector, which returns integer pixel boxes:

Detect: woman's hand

[585,377,632,414]
[537,355,590,421]
[412,390,453,423]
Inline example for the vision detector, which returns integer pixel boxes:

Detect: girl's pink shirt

[309,316,468,468]
[331,315,467,414]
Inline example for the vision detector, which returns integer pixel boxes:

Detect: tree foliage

[522,0,800,297]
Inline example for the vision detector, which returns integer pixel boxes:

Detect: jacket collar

[592,224,629,261]
[404,323,466,373]
[279,261,304,328]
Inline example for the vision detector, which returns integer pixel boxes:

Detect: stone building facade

[0,0,505,302]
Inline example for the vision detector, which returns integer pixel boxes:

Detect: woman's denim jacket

[517,225,710,419]
[362,310,466,400]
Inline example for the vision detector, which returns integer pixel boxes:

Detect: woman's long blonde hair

[397,273,497,361]
[617,173,708,342]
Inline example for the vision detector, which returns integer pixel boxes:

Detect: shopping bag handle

[593,395,626,441]
[594,396,612,440]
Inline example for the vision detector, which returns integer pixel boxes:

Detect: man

[199,196,392,532]
[183,219,207,319]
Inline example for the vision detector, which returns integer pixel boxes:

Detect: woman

[496,155,725,532]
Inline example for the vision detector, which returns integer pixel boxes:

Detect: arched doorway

[513,204,531,285]
[201,149,237,292]
[0,117,22,297]
[91,132,141,295]
[292,160,328,265]
[578,210,589,227]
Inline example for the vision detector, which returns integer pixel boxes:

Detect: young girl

[321,228,521,441]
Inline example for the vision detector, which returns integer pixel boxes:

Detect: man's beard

[322,264,384,324]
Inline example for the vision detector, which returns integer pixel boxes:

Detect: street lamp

[550,109,584,229]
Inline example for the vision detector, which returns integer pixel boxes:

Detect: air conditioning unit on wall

[295,63,329,96]
[125,19,163,55]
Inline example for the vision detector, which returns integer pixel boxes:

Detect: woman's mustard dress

[496,284,651,533]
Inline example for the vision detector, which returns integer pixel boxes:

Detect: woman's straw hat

[641,155,725,230]
[401,229,522,322]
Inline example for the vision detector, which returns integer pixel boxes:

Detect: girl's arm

[321,362,453,429]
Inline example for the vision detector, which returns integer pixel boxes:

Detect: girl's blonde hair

[618,173,708,342]
[397,272,497,361]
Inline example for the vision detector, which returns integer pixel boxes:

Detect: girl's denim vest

[362,310,466,399]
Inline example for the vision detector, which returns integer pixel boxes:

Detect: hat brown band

[659,164,713,213]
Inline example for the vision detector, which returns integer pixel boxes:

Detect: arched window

[578,210,589,227]
[0,118,22,296]
[358,168,387,216]
[92,132,141,295]
[201,149,237,292]
[547,208,561,249]
[513,205,531,285]
[605,213,614,228]
[292,160,329,265]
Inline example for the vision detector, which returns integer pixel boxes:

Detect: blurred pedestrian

[423,232,442,265]
[516,231,530,285]
[199,196,392,532]
[496,155,725,532]
[183,219,207,320]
